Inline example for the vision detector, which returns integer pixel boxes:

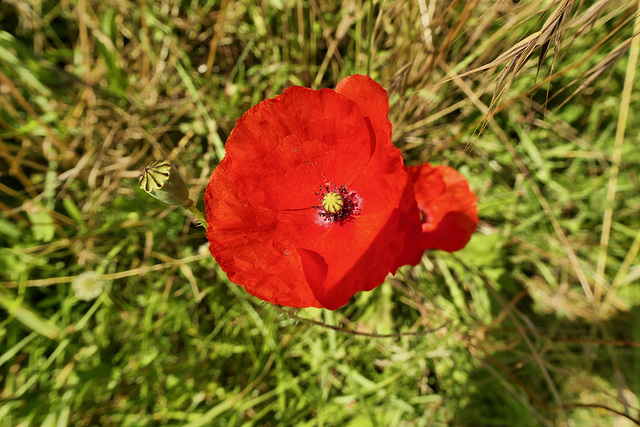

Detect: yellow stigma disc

[322,192,344,214]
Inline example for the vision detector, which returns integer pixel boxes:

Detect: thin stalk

[186,201,208,229]
[366,0,373,76]
[594,0,640,303]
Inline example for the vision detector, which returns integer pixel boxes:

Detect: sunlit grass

[1,0,639,425]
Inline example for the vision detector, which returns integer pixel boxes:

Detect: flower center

[313,183,359,224]
[322,192,344,214]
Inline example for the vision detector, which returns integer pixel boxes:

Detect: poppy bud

[138,160,192,207]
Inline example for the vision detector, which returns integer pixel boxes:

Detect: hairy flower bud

[138,160,192,206]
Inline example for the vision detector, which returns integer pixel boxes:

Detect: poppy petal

[205,159,322,307]
[335,74,392,138]
[223,87,374,210]
[406,163,478,252]
[336,75,424,272]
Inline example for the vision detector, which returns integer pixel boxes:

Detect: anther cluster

[312,184,359,224]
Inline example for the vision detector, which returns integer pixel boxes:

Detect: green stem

[366,0,373,76]
[185,201,208,229]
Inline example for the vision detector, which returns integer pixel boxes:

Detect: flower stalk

[186,203,208,228]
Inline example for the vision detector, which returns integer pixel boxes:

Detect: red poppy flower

[406,163,478,253]
[205,75,477,309]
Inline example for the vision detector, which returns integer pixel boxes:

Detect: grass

[1,0,640,425]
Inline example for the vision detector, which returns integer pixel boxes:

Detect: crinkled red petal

[406,163,478,253]
[335,74,392,138]
[223,87,373,210]
[205,159,321,307]
[335,74,423,274]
